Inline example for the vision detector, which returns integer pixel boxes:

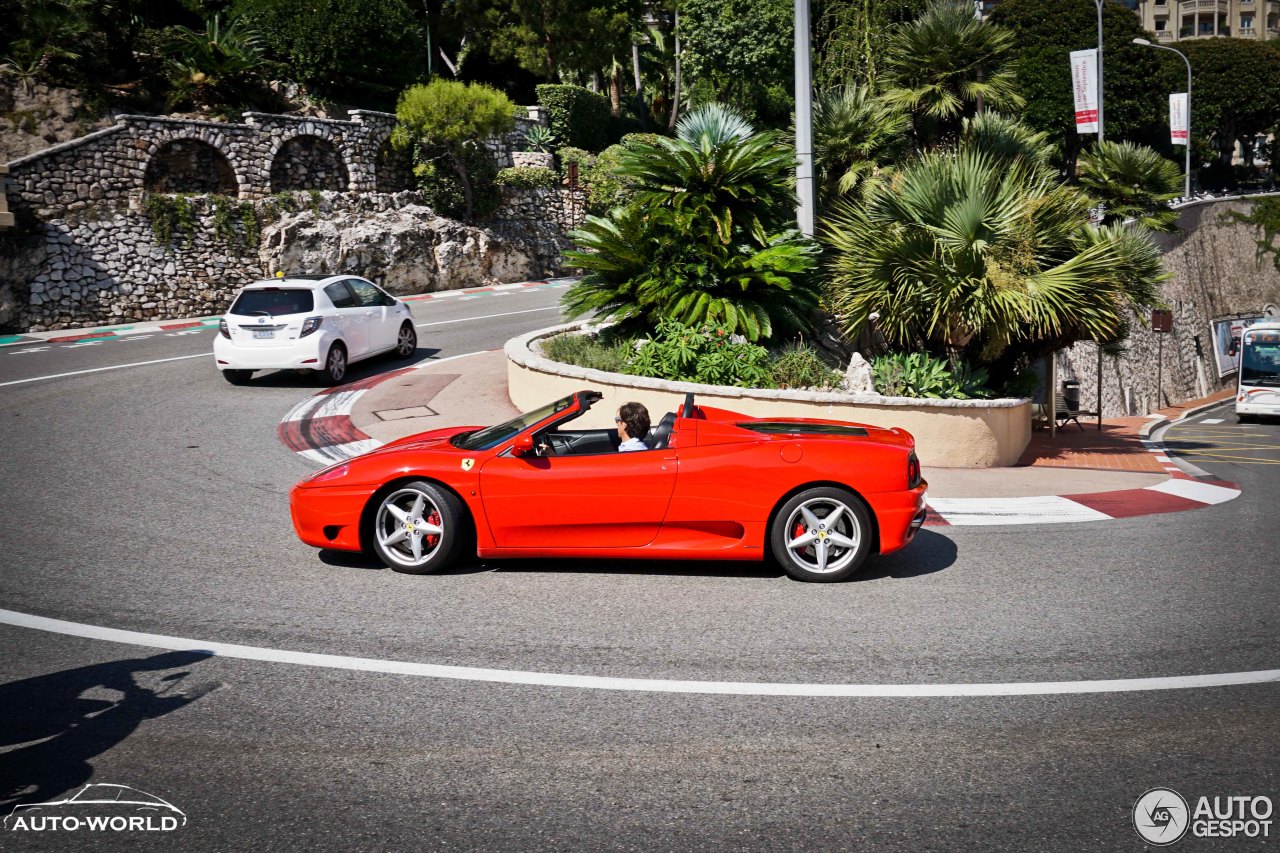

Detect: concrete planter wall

[506,323,1033,468]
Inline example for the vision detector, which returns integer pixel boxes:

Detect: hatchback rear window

[230,289,314,316]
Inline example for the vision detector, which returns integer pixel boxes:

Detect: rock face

[0,70,116,163]
[260,202,562,293]
[842,352,876,394]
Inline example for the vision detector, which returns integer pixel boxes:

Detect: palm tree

[961,111,1055,170]
[563,104,821,341]
[811,85,909,210]
[1076,141,1183,232]
[822,145,1166,381]
[165,14,266,111]
[881,0,1024,147]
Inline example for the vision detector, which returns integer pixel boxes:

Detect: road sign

[1152,309,1173,333]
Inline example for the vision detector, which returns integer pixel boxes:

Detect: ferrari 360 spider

[289,390,928,582]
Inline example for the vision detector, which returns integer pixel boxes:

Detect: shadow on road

[232,347,442,388]
[0,651,217,810]
[856,528,957,581]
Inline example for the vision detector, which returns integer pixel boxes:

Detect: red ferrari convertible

[290,390,928,582]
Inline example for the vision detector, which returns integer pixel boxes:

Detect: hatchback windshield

[452,396,576,451]
[230,288,314,316]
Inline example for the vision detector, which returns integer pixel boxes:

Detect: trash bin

[1062,380,1080,414]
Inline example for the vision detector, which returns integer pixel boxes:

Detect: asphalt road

[0,289,1276,851]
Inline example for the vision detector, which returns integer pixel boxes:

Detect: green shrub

[539,332,634,373]
[629,320,775,388]
[411,140,499,221]
[770,343,843,390]
[556,146,596,178]
[871,352,992,399]
[495,166,559,190]
[583,144,630,214]
[536,84,611,152]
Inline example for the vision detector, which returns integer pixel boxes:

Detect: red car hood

[373,425,478,454]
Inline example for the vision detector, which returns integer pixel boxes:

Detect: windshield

[230,289,314,316]
[452,395,576,451]
[1241,331,1280,387]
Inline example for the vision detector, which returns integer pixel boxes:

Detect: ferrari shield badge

[461,458,475,471]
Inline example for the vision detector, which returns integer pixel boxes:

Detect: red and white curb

[278,369,413,464]
[924,428,1241,526]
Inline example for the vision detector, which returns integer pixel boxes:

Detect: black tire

[394,322,417,359]
[769,486,873,582]
[368,480,465,574]
[317,343,347,386]
[222,369,253,385]
[1237,414,1251,424]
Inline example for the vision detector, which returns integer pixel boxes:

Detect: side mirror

[512,434,535,456]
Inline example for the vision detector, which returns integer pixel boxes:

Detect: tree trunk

[609,67,622,118]
[632,40,646,127]
[669,11,682,131]
[450,149,474,223]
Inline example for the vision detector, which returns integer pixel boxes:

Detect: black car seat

[645,412,676,450]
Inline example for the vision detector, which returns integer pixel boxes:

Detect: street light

[794,0,815,237]
[1095,0,1105,143]
[1133,37,1193,201]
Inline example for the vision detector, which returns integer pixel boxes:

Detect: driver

[615,402,650,452]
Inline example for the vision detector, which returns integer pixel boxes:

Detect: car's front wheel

[770,487,872,582]
[394,322,417,359]
[369,480,465,574]
[317,343,347,386]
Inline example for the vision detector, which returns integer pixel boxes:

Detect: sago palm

[564,104,821,342]
[823,147,1165,378]
[1076,140,1183,232]
[811,85,909,210]
[881,0,1024,145]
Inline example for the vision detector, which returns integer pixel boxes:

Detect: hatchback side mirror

[512,434,535,456]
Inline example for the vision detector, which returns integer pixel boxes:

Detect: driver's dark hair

[618,401,650,442]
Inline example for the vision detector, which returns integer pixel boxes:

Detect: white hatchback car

[214,274,416,385]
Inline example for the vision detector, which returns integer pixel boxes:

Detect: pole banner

[1169,92,1189,145]
[1070,49,1099,134]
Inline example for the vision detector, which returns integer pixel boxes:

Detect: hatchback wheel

[395,322,417,359]
[369,481,464,574]
[222,369,253,385]
[770,487,872,582]
[317,343,347,386]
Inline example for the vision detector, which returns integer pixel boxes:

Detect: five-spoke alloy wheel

[769,487,872,582]
[395,322,417,359]
[369,480,464,574]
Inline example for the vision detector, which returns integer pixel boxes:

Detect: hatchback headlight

[299,316,323,337]
[218,319,230,339]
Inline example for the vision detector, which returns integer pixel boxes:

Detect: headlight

[218,319,230,339]
[307,462,349,483]
[300,316,323,337]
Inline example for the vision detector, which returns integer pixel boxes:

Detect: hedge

[495,166,559,190]
[535,84,612,152]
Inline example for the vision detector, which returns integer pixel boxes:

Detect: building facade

[1132,0,1280,42]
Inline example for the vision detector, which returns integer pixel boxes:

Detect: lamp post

[1133,37,1193,201]
[1095,0,1105,143]
[794,0,815,236]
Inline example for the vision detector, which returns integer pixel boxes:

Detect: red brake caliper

[426,510,441,548]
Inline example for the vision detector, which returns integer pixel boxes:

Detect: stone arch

[269,135,351,192]
[142,138,238,195]
[375,136,412,192]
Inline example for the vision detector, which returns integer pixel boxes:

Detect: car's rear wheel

[394,322,417,359]
[317,343,347,386]
[369,480,464,574]
[770,487,872,582]
[222,369,253,385]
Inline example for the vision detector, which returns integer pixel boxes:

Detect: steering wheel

[682,392,695,418]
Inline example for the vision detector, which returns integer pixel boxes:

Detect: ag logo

[460,458,474,471]
[1134,788,1190,846]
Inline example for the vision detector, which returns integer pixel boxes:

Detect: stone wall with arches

[3,109,400,215]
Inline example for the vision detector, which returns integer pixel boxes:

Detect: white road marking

[310,389,367,420]
[414,306,560,329]
[8,347,51,355]
[0,352,211,388]
[1,608,1275,697]
[1146,478,1240,505]
[165,329,204,337]
[1199,418,1225,424]
[64,341,105,348]
[120,335,154,341]
[926,495,1111,526]
[492,283,525,290]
